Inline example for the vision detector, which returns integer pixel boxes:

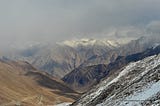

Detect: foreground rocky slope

[71,54,160,106]
[0,60,78,105]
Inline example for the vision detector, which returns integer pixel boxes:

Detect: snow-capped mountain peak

[57,38,120,48]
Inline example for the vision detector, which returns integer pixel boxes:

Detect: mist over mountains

[0,0,160,105]
[0,0,160,51]
[5,36,160,78]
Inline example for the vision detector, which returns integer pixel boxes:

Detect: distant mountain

[62,45,160,92]
[6,39,121,78]
[0,59,78,105]
[59,38,120,48]
[5,36,160,79]
[71,54,160,106]
[80,36,160,67]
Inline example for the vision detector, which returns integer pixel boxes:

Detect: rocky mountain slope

[6,36,160,80]
[71,54,160,106]
[63,64,108,92]
[6,39,121,78]
[0,59,78,105]
[63,45,160,92]
[80,36,160,67]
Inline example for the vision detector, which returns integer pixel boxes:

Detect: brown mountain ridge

[0,59,79,106]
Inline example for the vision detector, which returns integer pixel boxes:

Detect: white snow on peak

[152,43,160,49]
[54,102,72,106]
[57,38,120,48]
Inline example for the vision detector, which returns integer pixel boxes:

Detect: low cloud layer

[0,0,160,50]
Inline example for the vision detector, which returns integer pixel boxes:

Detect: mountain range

[6,36,160,80]
[62,44,160,92]
[71,53,160,106]
[1,35,160,105]
[6,39,121,78]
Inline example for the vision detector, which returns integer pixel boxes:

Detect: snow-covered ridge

[74,54,160,106]
[57,38,120,48]
[54,102,71,106]
[152,43,160,49]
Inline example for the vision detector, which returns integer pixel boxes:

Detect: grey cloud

[0,0,160,50]
[146,21,160,34]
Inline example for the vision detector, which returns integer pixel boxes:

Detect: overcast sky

[0,0,160,50]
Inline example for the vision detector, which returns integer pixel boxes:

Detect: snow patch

[54,102,72,106]
[119,81,160,106]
